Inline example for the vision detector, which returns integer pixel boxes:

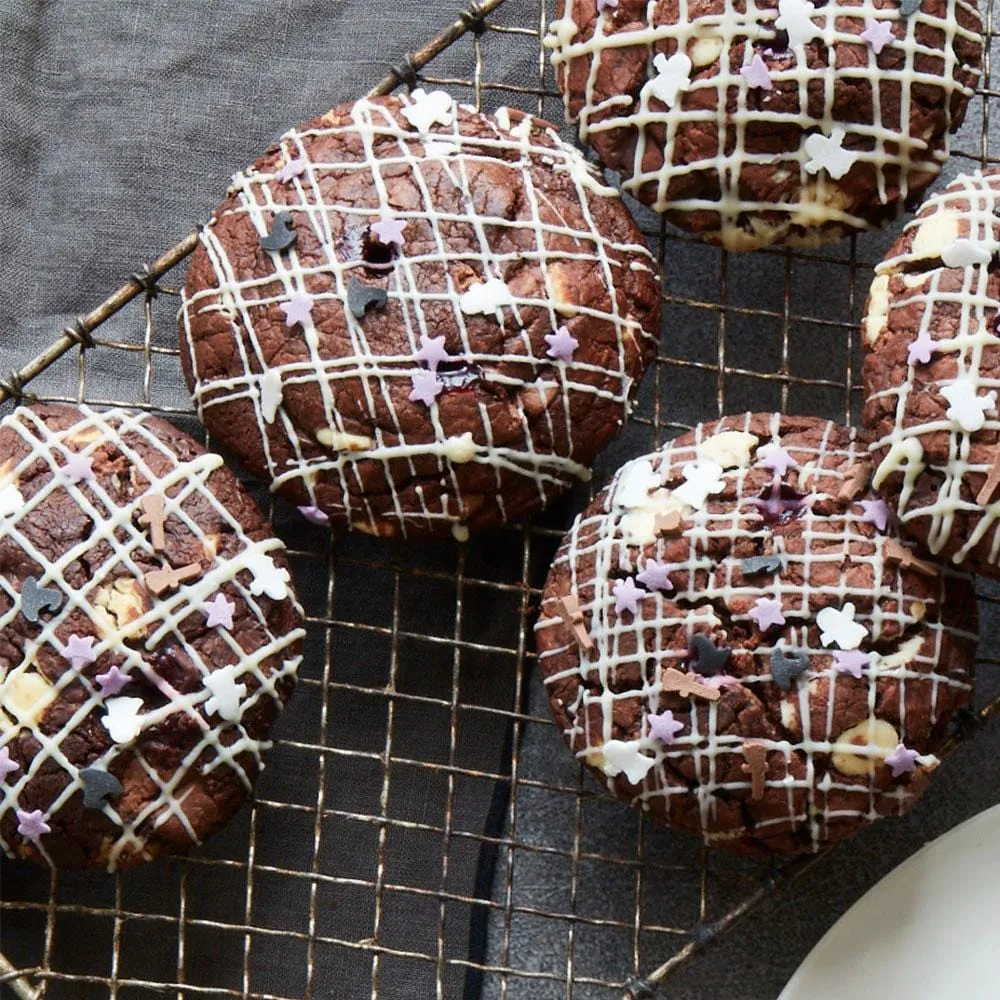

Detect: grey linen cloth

[1,2,998,999]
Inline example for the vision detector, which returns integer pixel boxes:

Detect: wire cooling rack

[2,1,1000,997]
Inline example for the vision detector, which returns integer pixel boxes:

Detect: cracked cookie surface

[535,413,978,854]
[180,93,660,541]
[0,404,304,870]
[864,168,1000,576]
[546,0,982,249]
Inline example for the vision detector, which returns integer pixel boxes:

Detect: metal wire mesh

[2,0,1000,997]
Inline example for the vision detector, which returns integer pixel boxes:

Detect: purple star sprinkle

[833,649,870,679]
[702,673,742,691]
[597,0,618,10]
[16,809,50,841]
[371,216,407,249]
[613,577,643,616]
[276,158,306,184]
[544,325,578,363]
[885,742,920,777]
[59,634,97,670]
[648,709,684,745]
[279,293,314,329]
[298,505,330,526]
[204,593,236,631]
[740,53,773,90]
[415,334,451,371]
[636,558,674,593]
[859,498,890,532]
[96,665,130,697]
[860,17,894,54]
[409,370,443,407]
[907,331,935,366]
[756,444,798,477]
[749,597,785,631]
[0,747,19,782]
[61,452,94,484]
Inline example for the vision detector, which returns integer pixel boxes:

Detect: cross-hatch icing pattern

[546,0,982,247]
[180,95,659,540]
[866,170,1000,570]
[0,406,304,870]
[535,414,977,852]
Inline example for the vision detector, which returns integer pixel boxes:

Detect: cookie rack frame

[2,1,999,998]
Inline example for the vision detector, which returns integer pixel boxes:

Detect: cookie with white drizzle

[535,413,977,854]
[0,405,304,870]
[180,92,661,541]
[546,0,982,249]
[864,169,1000,576]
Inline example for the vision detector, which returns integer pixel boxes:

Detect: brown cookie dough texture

[864,169,1000,577]
[180,93,661,541]
[546,0,982,249]
[0,405,304,870]
[535,413,977,854]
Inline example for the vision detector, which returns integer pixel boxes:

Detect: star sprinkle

[59,634,97,670]
[0,747,19,781]
[613,577,643,616]
[770,645,809,690]
[410,370,444,407]
[400,88,455,133]
[804,126,859,180]
[276,158,306,183]
[860,498,890,532]
[942,377,997,432]
[941,238,992,268]
[102,697,145,744]
[80,768,123,810]
[600,739,657,785]
[817,602,868,650]
[415,334,450,371]
[544,325,578,363]
[648,709,684,745]
[674,460,725,509]
[371,216,406,249]
[860,17,894,54]
[749,597,785,631]
[204,593,235,630]
[776,0,821,46]
[96,665,130,698]
[907,331,935,366]
[204,665,248,723]
[756,443,798,476]
[646,51,692,109]
[279,293,314,329]
[636,558,673,592]
[61,452,94,484]
[298,505,330,526]
[885,742,920,777]
[689,635,733,676]
[244,550,291,601]
[16,809,50,841]
[459,277,514,316]
[833,649,870,679]
[740,53,773,90]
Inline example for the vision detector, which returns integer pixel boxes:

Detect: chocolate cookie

[0,405,304,870]
[180,92,661,541]
[535,414,977,853]
[546,0,983,249]
[864,169,1000,576]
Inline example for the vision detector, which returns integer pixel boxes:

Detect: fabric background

[1,2,998,999]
